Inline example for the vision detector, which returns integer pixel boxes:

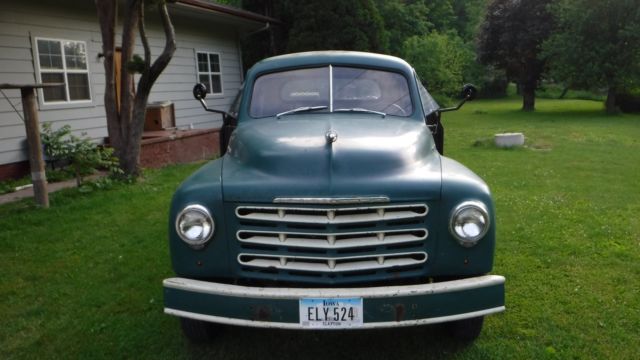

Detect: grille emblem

[325,130,338,144]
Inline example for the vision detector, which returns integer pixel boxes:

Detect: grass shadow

[181,324,485,360]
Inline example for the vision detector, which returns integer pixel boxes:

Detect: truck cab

[163,51,505,342]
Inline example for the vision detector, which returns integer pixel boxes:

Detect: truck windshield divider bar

[329,65,333,112]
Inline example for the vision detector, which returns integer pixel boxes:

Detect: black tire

[179,317,220,343]
[445,316,484,342]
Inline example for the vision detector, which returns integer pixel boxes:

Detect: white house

[0,0,273,179]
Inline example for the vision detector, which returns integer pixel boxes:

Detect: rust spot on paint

[394,304,405,322]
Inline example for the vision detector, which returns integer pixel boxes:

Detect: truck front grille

[237,228,428,249]
[238,252,428,272]
[232,203,430,283]
[235,204,428,224]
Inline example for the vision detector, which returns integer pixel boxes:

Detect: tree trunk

[95,0,122,153]
[95,0,176,177]
[522,82,535,112]
[605,87,617,114]
[122,1,176,176]
[117,0,140,169]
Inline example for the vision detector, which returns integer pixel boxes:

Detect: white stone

[494,133,525,148]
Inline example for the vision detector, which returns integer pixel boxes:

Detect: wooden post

[1,83,62,207]
[20,87,49,208]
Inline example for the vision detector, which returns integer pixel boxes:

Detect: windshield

[250,66,413,118]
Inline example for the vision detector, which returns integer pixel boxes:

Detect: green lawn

[1,97,639,359]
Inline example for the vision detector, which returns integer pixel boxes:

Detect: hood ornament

[325,130,338,144]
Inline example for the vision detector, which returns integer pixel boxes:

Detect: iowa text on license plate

[299,297,363,328]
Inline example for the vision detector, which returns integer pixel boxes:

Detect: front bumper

[163,275,505,329]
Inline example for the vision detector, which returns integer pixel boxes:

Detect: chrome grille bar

[237,228,428,249]
[236,204,428,224]
[273,196,390,204]
[238,252,428,273]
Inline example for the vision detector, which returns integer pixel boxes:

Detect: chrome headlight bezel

[449,201,490,247]
[175,204,215,247]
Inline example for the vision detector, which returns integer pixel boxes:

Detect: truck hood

[222,115,442,203]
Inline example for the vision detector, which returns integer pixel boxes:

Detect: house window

[35,38,91,103]
[196,51,222,95]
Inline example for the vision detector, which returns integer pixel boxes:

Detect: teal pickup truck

[163,51,505,342]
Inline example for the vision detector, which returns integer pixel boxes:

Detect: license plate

[299,297,363,328]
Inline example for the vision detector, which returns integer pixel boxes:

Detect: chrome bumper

[163,275,505,329]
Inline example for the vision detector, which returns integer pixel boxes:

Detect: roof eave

[175,0,279,25]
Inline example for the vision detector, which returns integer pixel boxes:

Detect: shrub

[403,31,475,98]
[41,123,122,186]
[41,123,73,169]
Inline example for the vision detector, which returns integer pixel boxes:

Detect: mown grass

[445,97,640,359]
[1,97,639,359]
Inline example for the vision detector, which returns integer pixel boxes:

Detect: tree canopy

[477,0,555,111]
[235,0,488,103]
[375,0,431,56]
[286,0,388,53]
[543,0,640,113]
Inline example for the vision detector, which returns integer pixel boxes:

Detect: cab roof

[247,51,415,77]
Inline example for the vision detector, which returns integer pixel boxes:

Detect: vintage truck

[163,51,505,342]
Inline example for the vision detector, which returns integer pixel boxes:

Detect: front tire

[445,316,484,342]
[179,317,220,343]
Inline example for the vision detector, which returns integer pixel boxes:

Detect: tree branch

[150,1,177,86]
[135,1,176,98]
[139,1,151,70]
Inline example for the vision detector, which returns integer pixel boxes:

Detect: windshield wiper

[333,108,386,117]
[276,106,328,118]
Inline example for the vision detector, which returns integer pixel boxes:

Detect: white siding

[0,0,245,166]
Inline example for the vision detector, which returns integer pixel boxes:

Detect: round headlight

[449,201,490,247]
[175,204,214,247]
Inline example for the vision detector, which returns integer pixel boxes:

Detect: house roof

[175,0,279,25]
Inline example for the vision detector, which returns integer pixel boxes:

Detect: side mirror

[439,83,479,113]
[192,83,236,121]
[193,83,208,100]
[462,84,477,101]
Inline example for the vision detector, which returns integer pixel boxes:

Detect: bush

[41,123,122,186]
[402,31,476,98]
[41,123,72,169]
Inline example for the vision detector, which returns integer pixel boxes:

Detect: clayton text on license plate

[299,298,363,328]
